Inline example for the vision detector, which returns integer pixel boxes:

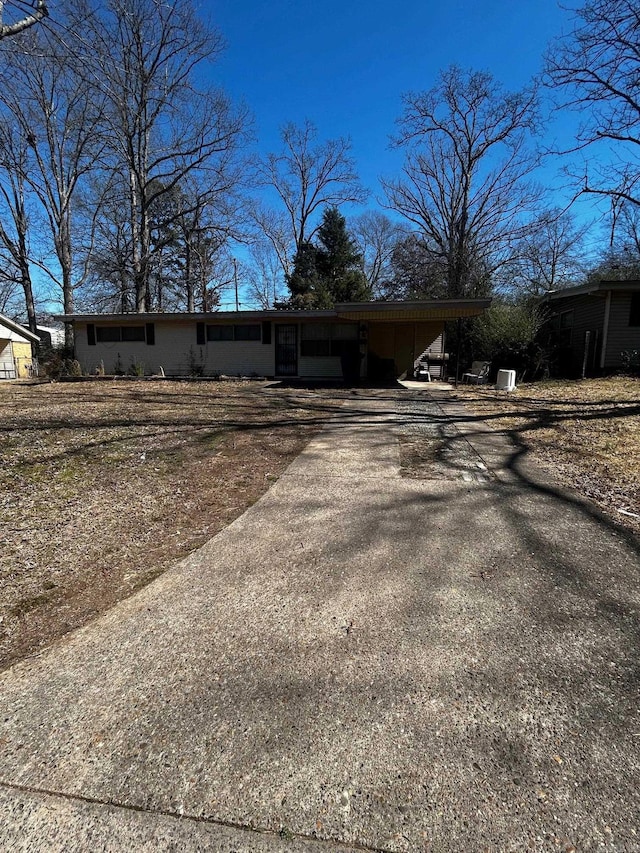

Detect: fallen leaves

[0,379,340,670]
[454,377,640,533]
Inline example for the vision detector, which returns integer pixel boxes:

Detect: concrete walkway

[1,388,640,851]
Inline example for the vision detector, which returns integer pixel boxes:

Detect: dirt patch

[451,376,640,532]
[0,380,342,670]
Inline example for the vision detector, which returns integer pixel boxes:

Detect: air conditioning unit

[496,369,516,391]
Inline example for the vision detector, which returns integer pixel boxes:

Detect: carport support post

[455,318,461,388]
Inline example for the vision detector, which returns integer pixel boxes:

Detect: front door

[275,324,298,376]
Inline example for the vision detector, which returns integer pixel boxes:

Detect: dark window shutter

[630,293,640,327]
[196,322,205,345]
[87,323,96,346]
[146,323,155,345]
[262,321,271,345]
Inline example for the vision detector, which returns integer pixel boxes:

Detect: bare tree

[0,121,38,333]
[250,206,295,281]
[505,208,589,296]
[85,0,249,312]
[255,119,368,278]
[0,0,47,39]
[243,239,286,308]
[0,19,106,346]
[351,211,409,296]
[83,170,136,312]
[384,234,448,300]
[545,0,640,208]
[0,271,20,316]
[382,66,542,298]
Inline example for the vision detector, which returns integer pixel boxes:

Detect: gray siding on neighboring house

[604,293,640,368]
[557,293,605,375]
[546,288,640,375]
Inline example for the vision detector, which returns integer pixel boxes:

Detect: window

[234,324,261,341]
[559,310,573,329]
[300,323,358,357]
[555,310,573,348]
[207,324,234,341]
[95,325,146,343]
[301,323,331,357]
[206,324,261,342]
[630,293,640,327]
[121,326,146,342]
[96,326,122,343]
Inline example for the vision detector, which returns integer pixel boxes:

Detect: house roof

[55,298,492,325]
[541,279,640,302]
[0,312,40,343]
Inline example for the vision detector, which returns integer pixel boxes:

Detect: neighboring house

[0,313,40,380]
[541,280,640,377]
[34,325,65,348]
[56,299,491,381]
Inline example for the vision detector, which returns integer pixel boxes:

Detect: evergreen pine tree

[315,207,371,304]
[285,207,371,307]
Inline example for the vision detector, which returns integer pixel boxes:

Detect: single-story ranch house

[0,313,39,379]
[57,299,491,381]
[541,279,640,377]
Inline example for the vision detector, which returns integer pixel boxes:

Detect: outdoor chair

[414,358,432,381]
[462,361,491,385]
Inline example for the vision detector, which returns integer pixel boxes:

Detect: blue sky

[208,0,583,211]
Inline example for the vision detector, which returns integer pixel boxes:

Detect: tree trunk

[185,238,195,312]
[59,220,74,348]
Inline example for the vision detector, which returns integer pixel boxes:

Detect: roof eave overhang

[0,315,40,343]
[55,299,493,326]
[542,278,640,302]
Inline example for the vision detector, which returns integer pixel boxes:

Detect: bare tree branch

[545,0,640,207]
[0,0,47,39]
[383,66,541,298]
[254,119,369,279]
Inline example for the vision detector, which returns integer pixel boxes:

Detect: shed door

[275,324,298,376]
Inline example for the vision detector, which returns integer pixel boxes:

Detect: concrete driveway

[1,387,639,851]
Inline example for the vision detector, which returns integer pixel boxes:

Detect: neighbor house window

[630,293,640,326]
[95,325,147,343]
[206,324,261,342]
[300,323,358,357]
[556,310,573,347]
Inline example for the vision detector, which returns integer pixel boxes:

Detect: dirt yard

[3,376,638,673]
[0,379,343,671]
[452,376,640,533]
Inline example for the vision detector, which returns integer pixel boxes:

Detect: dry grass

[4,375,638,671]
[0,379,341,670]
[452,376,640,531]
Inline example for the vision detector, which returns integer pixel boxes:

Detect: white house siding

[75,321,275,377]
[0,340,15,379]
[298,355,343,379]
[200,340,274,376]
[72,316,456,380]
